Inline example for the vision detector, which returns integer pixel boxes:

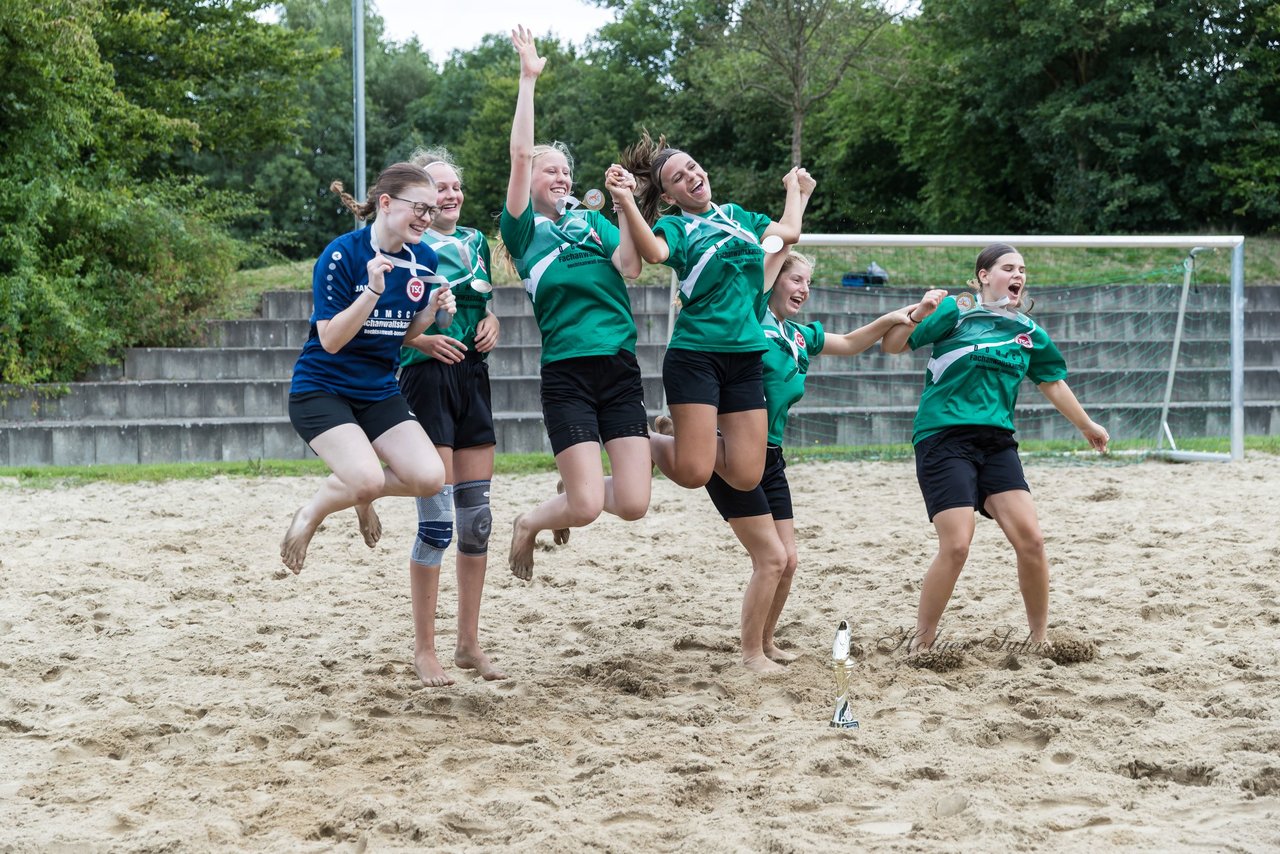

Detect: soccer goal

[744,234,1248,462]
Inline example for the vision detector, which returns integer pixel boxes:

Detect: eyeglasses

[390,196,441,220]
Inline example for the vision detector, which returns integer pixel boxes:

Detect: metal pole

[1157,251,1201,451]
[1230,241,1245,460]
[352,0,367,215]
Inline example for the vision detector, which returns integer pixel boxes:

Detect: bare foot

[280,506,319,575]
[355,502,382,548]
[413,652,455,688]
[455,647,509,681]
[508,513,536,581]
[743,653,786,674]
[552,480,570,546]
[764,643,799,663]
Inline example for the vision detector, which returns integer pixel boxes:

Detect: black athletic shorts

[704,444,793,521]
[663,348,766,414]
[540,350,649,456]
[288,390,417,444]
[914,426,1029,521]
[398,353,496,450]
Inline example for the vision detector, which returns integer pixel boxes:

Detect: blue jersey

[290,226,439,401]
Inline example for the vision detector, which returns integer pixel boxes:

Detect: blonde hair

[532,141,574,177]
[410,146,463,183]
[776,250,815,283]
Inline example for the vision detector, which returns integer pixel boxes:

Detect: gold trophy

[830,620,859,729]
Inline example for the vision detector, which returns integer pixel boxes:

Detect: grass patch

[798,237,1280,289]
[0,453,561,489]
[786,434,1280,465]
[3,438,1274,488]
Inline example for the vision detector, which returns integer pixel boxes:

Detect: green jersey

[761,310,825,446]
[500,203,636,365]
[654,203,771,353]
[907,293,1068,444]
[400,226,493,367]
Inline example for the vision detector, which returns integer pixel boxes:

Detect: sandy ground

[2,455,1279,852]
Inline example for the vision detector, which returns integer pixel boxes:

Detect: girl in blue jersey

[616,134,815,496]
[281,162,456,575]
[503,27,651,582]
[881,244,1109,656]
[396,147,506,686]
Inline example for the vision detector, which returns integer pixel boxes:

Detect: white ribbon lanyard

[682,203,760,246]
[426,228,492,293]
[762,310,799,364]
[369,225,448,286]
[976,295,1030,324]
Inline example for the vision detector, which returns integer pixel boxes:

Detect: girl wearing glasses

[652,250,944,672]
[503,27,650,581]
[615,135,814,499]
[395,147,506,686]
[281,162,456,576]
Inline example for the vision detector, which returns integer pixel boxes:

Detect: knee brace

[454,480,493,556]
[412,484,454,566]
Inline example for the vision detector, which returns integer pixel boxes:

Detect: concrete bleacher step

[2,283,1273,466]
[6,364,1269,429]
[784,400,1280,447]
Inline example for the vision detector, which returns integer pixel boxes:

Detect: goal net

[764,235,1247,461]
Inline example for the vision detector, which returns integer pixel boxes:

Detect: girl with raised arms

[616,133,815,494]
[880,243,1109,657]
[502,26,651,581]
[396,147,505,686]
[281,162,456,576]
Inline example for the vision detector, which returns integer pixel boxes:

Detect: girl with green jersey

[503,27,651,581]
[397,147,506,686]
[616,134,815,495]
[662,251,944,673]
[881,244,1110,656]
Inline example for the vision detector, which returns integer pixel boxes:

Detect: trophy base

[829,698,859,729]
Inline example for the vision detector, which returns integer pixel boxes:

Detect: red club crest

[1015,333,1033,348]
[407,278,426,301]
[794,330,807,350]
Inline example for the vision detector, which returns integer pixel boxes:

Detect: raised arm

[612,181,671,264]
[762,167,816,245]
[762,245,790,291]
[880,289,947,354]
[828,288,948,356]
[605,164,643,278]
[317,254,393,353]
[1038,380,1110,452]
[505,26,545,221]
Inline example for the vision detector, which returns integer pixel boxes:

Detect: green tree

[896,0,1274,234]
[1213,0,1280,231]
[0,0,253,385]
[698,0,897,167]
